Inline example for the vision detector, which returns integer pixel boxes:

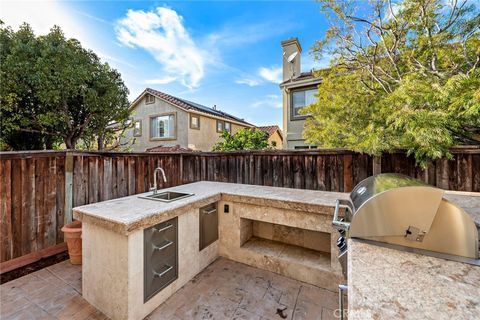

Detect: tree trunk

[65,136,76,149]
[97,135,105,150]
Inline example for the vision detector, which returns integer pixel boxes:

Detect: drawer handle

[153,265,173,278]
[153,224,173,233]
[153,241,173,251]
[203,209,217,215]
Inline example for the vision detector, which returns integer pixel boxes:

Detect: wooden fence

[1,147,479,272]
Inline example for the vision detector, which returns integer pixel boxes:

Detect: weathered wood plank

[0,160,13,262]
[11,159,22,259]
[43,157,57,248]
[472,154,480,192]
[55,156,65,243]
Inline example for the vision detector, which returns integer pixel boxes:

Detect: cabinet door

[200,203,218,250]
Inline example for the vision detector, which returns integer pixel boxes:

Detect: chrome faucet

[150,167,167,195]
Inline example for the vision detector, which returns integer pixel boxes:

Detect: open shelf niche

[240,218,331,270]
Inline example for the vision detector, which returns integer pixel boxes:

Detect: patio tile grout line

[45,265,82,295]
[291,284,302,320]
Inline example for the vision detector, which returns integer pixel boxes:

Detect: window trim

[145,93,155,105]
[216,120,224,133]
[133,119,142,137]
[290,86,317,121]
[149,112,177,141]
[190,114,200,130]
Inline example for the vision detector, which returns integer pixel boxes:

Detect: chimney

[213,104,217,110]
[281,37,302,81]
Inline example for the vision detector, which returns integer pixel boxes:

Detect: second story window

[145,94,155,104]
[190,115,200,129]
[291,88,316,119]
[150,113,175,139]
[133,120,142,137]
[216,120,224,133]
[224,122,231,132]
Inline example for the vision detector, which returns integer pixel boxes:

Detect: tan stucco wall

[122,96,189,152]
[267,131,283,149]
[187,114,248,151]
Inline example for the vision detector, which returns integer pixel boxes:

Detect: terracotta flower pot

[61,220,82,265]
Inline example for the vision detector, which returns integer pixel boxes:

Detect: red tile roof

[131,88,253,127]
[258,125,283,139]
[145,145,194,153]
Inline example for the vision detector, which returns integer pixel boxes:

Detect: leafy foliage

[212,128,269,151]
[0,22,130,150]
[302,0,480,167]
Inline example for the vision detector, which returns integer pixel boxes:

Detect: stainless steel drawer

[144,217,178,302]
[200,203,218,251]
[145,254,177,300]
[151,220,176,242]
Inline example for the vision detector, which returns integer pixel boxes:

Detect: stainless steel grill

[333,173,479,277]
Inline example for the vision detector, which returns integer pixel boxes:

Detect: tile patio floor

[1,258,340,320]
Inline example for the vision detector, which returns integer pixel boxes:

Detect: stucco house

[123,88,253,152]
[258,125,283,149]
[279,38,321,149]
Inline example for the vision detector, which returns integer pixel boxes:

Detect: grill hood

[334,174,479,261]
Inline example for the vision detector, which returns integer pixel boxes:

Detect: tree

[0,23,130,150]
[212,128,269,151]
[302,0,479,167]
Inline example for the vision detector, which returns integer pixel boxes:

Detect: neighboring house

[258,125,283,149]
[279,38,322,149]
[123,88,254,152]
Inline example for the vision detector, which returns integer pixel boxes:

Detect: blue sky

[1,1,331,128]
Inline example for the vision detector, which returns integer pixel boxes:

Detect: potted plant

[61,220,82,264]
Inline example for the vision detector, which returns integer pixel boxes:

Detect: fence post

[64,151,73,225]
[373,155,382,175]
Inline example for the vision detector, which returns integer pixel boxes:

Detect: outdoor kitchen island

[73,181,348,320]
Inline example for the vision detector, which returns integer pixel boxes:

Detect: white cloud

[145,76,177,85]
[237,66,286,87]
[251,94,282,109]
[115,7,206,89]
[259,66,283,84]
[235,78,261,87]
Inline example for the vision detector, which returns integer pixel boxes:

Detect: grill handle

[338,284,348,320]
[333,199,351,230]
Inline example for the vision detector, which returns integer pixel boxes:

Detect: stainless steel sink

[139,191,194,203]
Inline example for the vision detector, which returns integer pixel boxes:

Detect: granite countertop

[348,239,480,320]
[73,181,480,235]
[73,181,348,234]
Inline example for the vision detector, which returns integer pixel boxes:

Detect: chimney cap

[281,37,302,53]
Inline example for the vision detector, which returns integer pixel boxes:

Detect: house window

[294,145,317,150]
[150,113,175,139]
[133,120,142,137]
[291,88,316,119]
[271,141,277,147]
[224,122,231,133]
[190,115,200,129]
[145,94,155,104]
[216,120,224,133]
